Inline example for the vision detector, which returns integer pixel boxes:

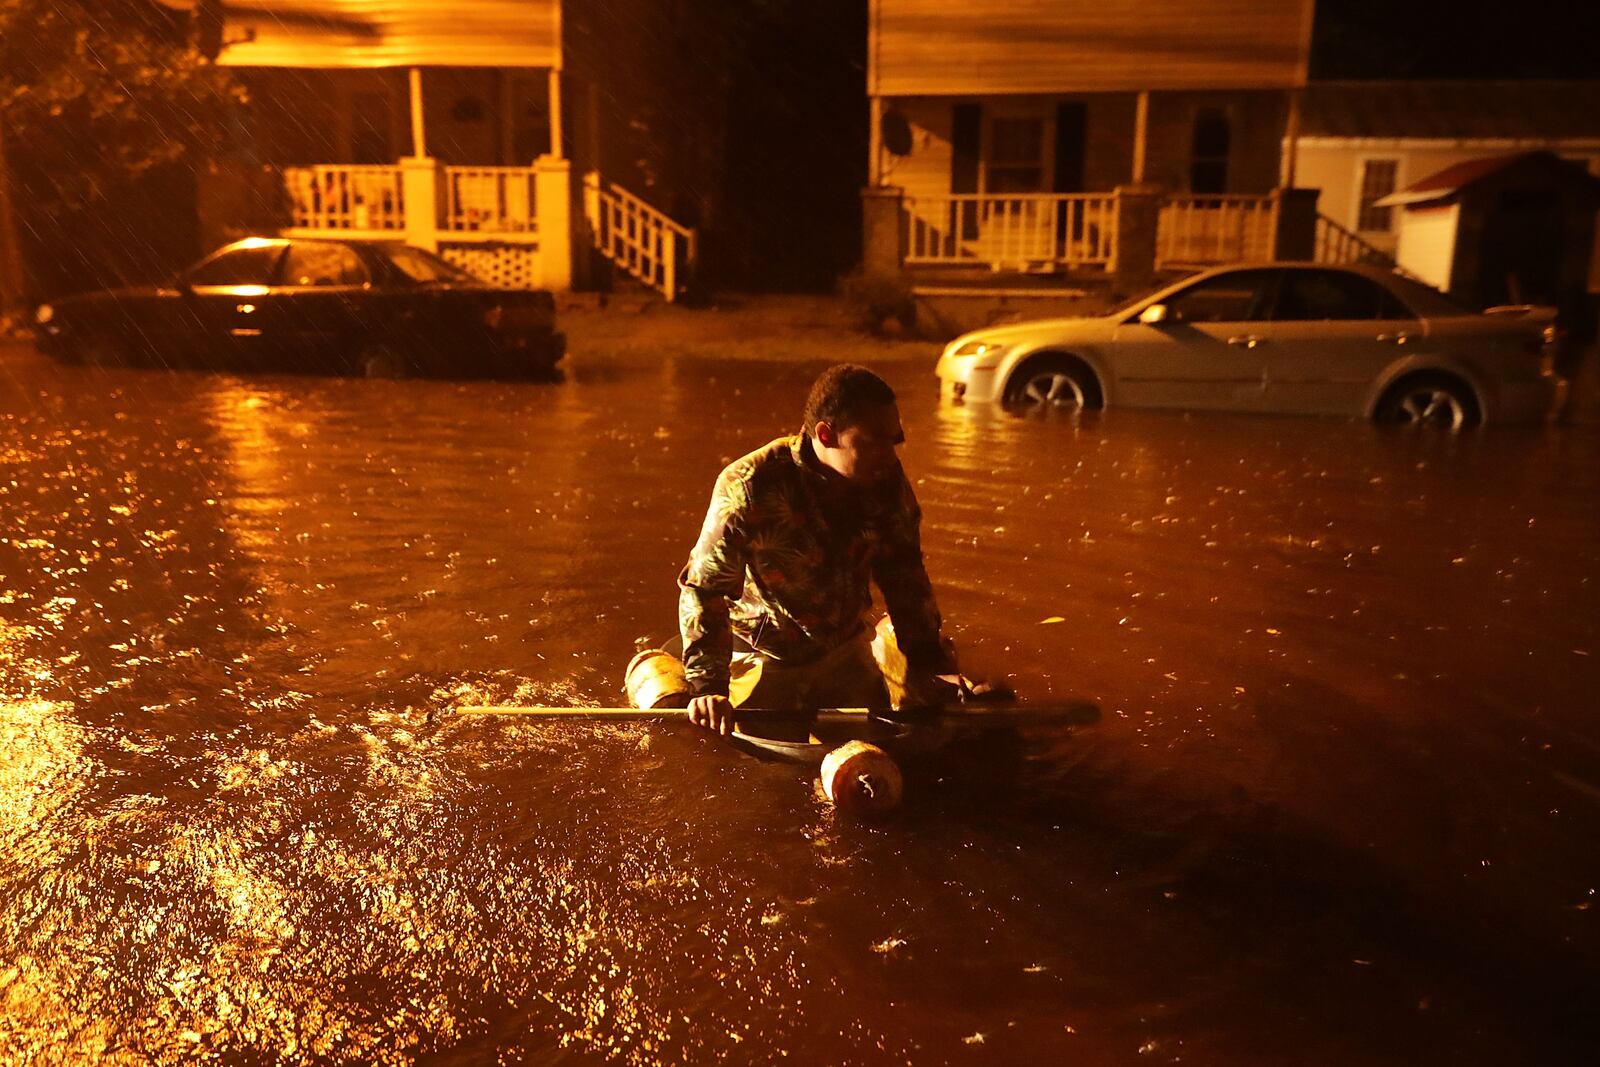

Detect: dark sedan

[34,237,566,379]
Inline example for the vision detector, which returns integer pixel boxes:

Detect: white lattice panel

[440,242,545,289]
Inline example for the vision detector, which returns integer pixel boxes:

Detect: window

[187,244,284,287]
[985,117,1045,193]
[1356,159,1399,232]
[1273,270,1415,321]
[1190,108,1230,194]
[1163,269,1276,323]
[280,243,368,287]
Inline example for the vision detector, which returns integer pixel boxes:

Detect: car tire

[1374,374,1481,430]
[360,344,408,379]
[1005,357,1102,412]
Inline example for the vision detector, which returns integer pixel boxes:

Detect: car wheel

[1006,358,1101,412]
[1375,374,1480,430]
[360,344,408,379]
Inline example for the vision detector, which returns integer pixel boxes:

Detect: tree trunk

[0,118,32,325]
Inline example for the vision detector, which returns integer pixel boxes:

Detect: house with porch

[859,0,1400,328]
[162,0,704,301]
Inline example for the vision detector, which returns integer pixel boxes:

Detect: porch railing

[444,165,538,233]
[1314,213,1399,269]
[1156,195,1277,267]
[283,165,405,231]
[905,194,1117,271]
[582,172,696,301]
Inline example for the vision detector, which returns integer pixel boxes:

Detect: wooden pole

[1281,88,1302,188]
[408,66,427,157]
[1132,90,1150,185]
[0,118,31,322]
[547,68,564,160]
[868,95,884,186]
[457,703,1099,727]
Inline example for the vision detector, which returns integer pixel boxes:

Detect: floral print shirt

[678,434,944,697]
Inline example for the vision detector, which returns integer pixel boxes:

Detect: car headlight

[34,303,53,325]
[951,340,1008,359]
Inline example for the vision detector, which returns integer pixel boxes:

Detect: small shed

[1375,150,1600,310]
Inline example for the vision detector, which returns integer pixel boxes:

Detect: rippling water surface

[1,343,1597,1064]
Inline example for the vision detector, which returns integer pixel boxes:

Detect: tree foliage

[0,0,244,213]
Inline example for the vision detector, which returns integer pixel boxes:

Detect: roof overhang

[1372,190,1454,209]
[157,0,559,69]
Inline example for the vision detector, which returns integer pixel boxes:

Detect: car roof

[1152,261,1471,317]
[1184,261,1401,281]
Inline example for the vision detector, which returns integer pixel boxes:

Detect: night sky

[1313,0,1600,79]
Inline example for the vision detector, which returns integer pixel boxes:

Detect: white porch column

[409,67,427,157]
[534,155,572,290]
[1132,90,1150,184]
[400,156,443,252]
[868,96,884,186]
[547,68,564,160]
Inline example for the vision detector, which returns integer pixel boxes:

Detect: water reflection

[0,347,1596,1064]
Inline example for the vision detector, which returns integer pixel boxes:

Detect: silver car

[935,264,1563,428]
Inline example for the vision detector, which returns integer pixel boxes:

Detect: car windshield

[384,246,480,284]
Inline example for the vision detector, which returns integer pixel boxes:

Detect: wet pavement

[1,339,1597,1065]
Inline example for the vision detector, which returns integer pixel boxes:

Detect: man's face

[815,402,905,485]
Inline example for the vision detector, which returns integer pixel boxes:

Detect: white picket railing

[443,166,538,233]
[1314,213,1396,268]
[1156,195,1278,267]
[905,194,1117,271]
[283,165,406,231]
[582,172,696,301]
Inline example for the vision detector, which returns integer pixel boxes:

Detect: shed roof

[1374,150,1600,208]
[1299,81,1600,140]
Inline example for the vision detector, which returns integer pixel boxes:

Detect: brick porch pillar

[1271,186,1321,262]
[1112,184,1163,293]
[859,185,906,277]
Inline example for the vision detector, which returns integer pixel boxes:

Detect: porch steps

[582,173,698,303]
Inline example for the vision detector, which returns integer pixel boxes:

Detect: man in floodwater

[678,363,954,734]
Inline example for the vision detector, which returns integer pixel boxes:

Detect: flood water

[1,340,1597,1065]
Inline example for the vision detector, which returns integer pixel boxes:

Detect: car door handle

[1377,331,1413,344]
[1227,334,1264,348]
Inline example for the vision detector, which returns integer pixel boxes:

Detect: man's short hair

[801,364,896,436]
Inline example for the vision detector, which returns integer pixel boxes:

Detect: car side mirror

[1139,303,1171,325]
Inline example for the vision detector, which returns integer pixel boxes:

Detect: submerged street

[1,339,1597,1064]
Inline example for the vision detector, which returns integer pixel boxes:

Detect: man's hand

[687,694,735,735]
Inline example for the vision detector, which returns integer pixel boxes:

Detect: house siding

[887,91,1283,205]
[213,0,560,69]
[1141,91,1286,194]
[870,0,1312,96]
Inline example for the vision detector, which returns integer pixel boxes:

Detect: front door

[1108,269,1277,412]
